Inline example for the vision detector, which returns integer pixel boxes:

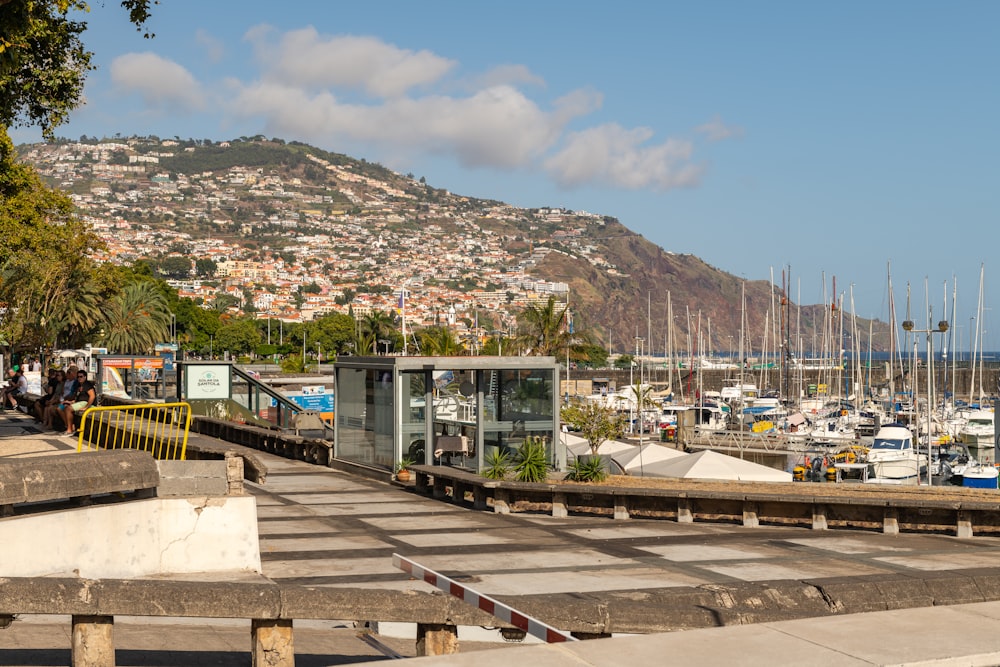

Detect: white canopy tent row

[559,433,792,482]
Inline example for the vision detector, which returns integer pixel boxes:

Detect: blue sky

[11,1,999,351]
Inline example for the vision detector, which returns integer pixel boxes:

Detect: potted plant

[394,456,416,482]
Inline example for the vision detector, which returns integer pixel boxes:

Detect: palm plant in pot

[394,456,416,482]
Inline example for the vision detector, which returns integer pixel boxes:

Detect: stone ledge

[5,570,1000,634]
[0,449,158,507]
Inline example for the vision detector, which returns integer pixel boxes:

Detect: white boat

[866,423,927,484]
[958,410,995,464]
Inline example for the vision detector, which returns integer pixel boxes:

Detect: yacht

[866,423,927,484]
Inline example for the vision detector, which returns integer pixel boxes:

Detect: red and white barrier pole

[392,553,577,644]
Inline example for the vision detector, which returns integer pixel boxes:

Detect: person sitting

[3,366,27,410]
[60,369,96,437]
[45,366,78,432]
[31,367,60,422]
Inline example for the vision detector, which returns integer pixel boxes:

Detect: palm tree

[358,309,398,354]
[418,326,466,356]
[102,282,171,354]
[517,296,572,357]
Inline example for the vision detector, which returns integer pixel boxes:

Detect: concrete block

[552,492,569,518]
[0,496,261,578]
[883,507,899,535]
[0,449,159,506]
[812,504,828,530]
[677,498,693,523]
[416,623,459,656]
[957,510,974,538]
[252,618,294,667]
[494,488,510,514]
[614,498,630,520]
[743,501,760,528]
[72,615,114,667]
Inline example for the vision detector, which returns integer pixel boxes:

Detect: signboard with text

[184,364,231,400]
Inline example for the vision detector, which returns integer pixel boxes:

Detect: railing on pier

[77,402,192,460]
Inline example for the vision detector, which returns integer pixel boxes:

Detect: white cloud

[110,52,206,111]
[245,26,455,98]
[696,115,744,141]
[469,64,546,90]
[110,30,711,193]
[229,82,573,168]
[195,29,225,63]
[544,124,704,190]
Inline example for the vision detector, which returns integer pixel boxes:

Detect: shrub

[514,436,549,483]
[566,455,608,483]
[482,449,511,480]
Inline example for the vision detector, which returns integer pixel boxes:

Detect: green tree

[0,1,156,136]
[102,281,170,354]
[0,129,104,351]
[155,256,192,279]
[194,258,217,277]
[214,318,262,356]
[561,399,627,456]
[418,326,466,356]
[517,296,588,359]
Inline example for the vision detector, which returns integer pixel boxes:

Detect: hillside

[19,135,887,354]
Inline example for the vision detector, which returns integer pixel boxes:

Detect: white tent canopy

[610,444,687,471]
[642,449,792,482]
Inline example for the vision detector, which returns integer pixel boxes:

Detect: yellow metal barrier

[77,402,192,460]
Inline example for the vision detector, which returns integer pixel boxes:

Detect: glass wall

[336,367,395,468]
[334,357,559,474]
[483,368,555,462]
[401,370,428,463]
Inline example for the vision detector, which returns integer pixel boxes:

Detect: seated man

[44,368,76,431]
[60,369,95,437]
[3,366,27,410]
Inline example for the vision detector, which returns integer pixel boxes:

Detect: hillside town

[20,136,623,343]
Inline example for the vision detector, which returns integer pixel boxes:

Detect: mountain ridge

[19,134,887,355]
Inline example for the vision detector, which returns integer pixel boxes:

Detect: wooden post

[432,476,447,499]
[416,623,459,656]
[883,507,899,535]
[742,501,759,528]
[251,619,294,667]
[72,615,114,667]
[552,492,569,518]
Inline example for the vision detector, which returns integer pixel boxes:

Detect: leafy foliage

[101,281,171,354]
[0,1,155,136]
[566,456,608,483]
[482,449,511,480]
[418,325,466,356]
[513,436,550,483]
[560,399,627,455]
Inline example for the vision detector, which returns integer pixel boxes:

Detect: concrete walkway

[4,409,1000,664]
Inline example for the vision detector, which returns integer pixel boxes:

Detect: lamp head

[937,320,949,333]
[902,320,914,332]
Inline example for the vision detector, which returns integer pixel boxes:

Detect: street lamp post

[902,317,949,486]
[316,343,322,374]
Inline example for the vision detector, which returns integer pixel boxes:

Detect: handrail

[230,366,334,436]
[77,402,192,460]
